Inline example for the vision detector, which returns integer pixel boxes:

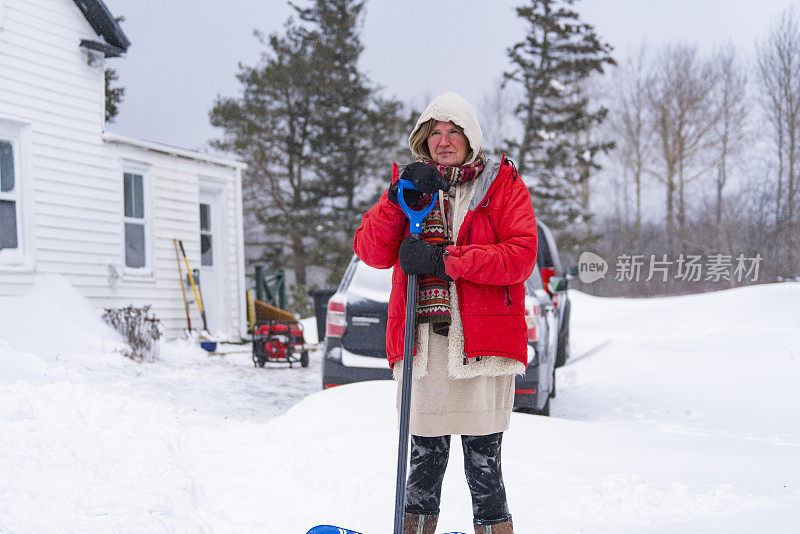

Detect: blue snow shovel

[391,179,437,534]
[307,182,465,534]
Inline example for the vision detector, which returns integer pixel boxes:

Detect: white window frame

[121,161,154,278]
[199,179,227,272]
[0,119,33,271]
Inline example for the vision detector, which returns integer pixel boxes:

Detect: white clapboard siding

[101,135,246,339]
[0,0,109,295]
[0,0,246,340]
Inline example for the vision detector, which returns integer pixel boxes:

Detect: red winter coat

[353,156,538,369]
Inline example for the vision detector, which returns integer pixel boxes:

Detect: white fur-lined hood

[408,91,483,165]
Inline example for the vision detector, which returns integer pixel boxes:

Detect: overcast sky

[102,0,800,152]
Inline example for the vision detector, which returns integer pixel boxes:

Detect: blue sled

[306,527,363,534]
[307,526,465,534]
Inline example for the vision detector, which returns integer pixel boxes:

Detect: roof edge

[80,39,124,58]
[102,132,247,170]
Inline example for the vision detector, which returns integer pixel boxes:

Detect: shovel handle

[392,178,436,533]
[396,179,437,235]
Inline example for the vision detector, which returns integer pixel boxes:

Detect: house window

[199,202,213,266]
[0,138,20,251]
[123,171,147,269]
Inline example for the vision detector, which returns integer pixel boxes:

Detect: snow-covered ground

[1,275,799,533]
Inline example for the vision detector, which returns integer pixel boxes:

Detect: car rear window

[348,259,392,302]
[537,225,554,268]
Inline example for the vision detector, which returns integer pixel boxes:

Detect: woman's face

[427,121,469,166]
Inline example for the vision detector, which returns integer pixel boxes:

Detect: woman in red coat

[353,91,537,534]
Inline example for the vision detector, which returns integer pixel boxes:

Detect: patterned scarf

[416,150,486,335]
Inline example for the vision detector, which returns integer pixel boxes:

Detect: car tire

[300,350,310,368]
[555,322,570,368]
[550,363,557,398]
[555,299,571,367]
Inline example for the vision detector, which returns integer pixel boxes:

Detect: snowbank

[201,282,800,532]
[0,274,125,364]
[0,281,798,532]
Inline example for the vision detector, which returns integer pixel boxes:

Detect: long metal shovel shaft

[393,269,418,534]
[390,179,436,534]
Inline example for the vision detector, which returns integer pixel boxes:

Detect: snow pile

[1,280,799,532]
[0,274,324,532]
[0,274,125,363]
[209,282,800,533]
[0,380,219,531]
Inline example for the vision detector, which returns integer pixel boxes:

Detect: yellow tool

[178,240,208,332]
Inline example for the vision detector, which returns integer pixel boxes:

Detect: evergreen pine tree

[504,0,615,235]
[210,21,324,301]
[210,1,406,311]
[104,68,124,123]
[292,0,406,285]
[105,16,126,123]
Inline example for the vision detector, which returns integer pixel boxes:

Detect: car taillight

[525,301,539,341]
[552,293,560,309]
[326,299,347,338]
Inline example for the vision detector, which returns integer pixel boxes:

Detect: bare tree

[571,76,613,243]
[608,43,652,239]
[709,44,749,250]
[646,44,722,254]
[479,76,518,156]
[757,8,800,232]
[582,27,798,294]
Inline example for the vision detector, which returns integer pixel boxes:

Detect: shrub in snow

[102,305,163,362]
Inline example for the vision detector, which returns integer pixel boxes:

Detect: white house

[0,0,247,339]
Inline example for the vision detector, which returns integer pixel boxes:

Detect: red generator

[252,321,309,368]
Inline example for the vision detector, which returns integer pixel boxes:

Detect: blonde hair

[409,119,473,163]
